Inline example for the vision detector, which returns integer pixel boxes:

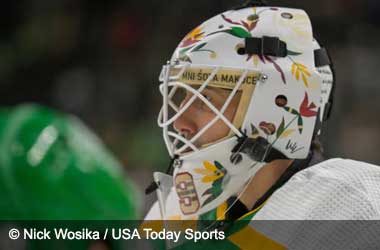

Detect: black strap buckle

[245,36,287,57]
[231,136,271,163]
[231,136,288,163]
[262,36,280,56]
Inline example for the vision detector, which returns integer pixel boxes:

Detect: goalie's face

[157,64,251,157]
[173,87,241,149]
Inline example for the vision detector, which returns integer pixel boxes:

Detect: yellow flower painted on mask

[194,161,225,183]
[180,26,205,48]
[291,62,311,87]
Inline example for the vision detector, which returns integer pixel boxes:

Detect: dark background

[1,0,380,213]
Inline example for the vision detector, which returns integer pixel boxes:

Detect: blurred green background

[1,0,380,214]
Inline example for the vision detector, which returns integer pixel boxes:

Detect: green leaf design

[283,106,300,116]
[179,46,194,55]
[287,50,302,56]
[192,42,207,51]
[214,161,225,172]
[202,195,215,207]
[276,117,285,138]
[297,115,303,133]
[229,27,252,38]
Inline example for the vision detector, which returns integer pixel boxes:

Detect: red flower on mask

[280,92,318,134]
[299,92,317,117]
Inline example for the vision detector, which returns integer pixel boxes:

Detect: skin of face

[173,86,241,147]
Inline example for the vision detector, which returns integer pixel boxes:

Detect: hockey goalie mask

[155,6,334,219]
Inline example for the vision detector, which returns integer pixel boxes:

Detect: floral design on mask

[234,46,287,84]
[258,118,295,144]
[279,92,318,133]
[178,27,217,62]
[276,117,296,139]
[208,7,279,38]
[194,161,228,207]
[178,42,217,62]
[180,26,205,48]
[217,8,311,85]
[255,55,286,84]
[291,62,311,87]
[220,7,259,36]
[212,9,289,83]
[259,121,276,135]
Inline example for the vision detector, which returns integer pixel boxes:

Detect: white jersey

[250,158,380,250]
[255,158,380,219]
[144,158,380,249]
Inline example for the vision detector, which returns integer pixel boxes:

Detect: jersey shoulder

[255,158,380,219]
[303,158,380,182]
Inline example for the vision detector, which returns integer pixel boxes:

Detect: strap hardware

[245,36,287,57]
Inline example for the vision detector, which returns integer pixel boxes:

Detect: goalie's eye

[190,92,213,112]
[202,93,212,102]
[197,93,214,112]
[176,90,213,112]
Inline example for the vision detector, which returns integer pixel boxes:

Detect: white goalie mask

[155,6,334,220]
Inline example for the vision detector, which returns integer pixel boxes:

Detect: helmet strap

[231,135,288,164]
